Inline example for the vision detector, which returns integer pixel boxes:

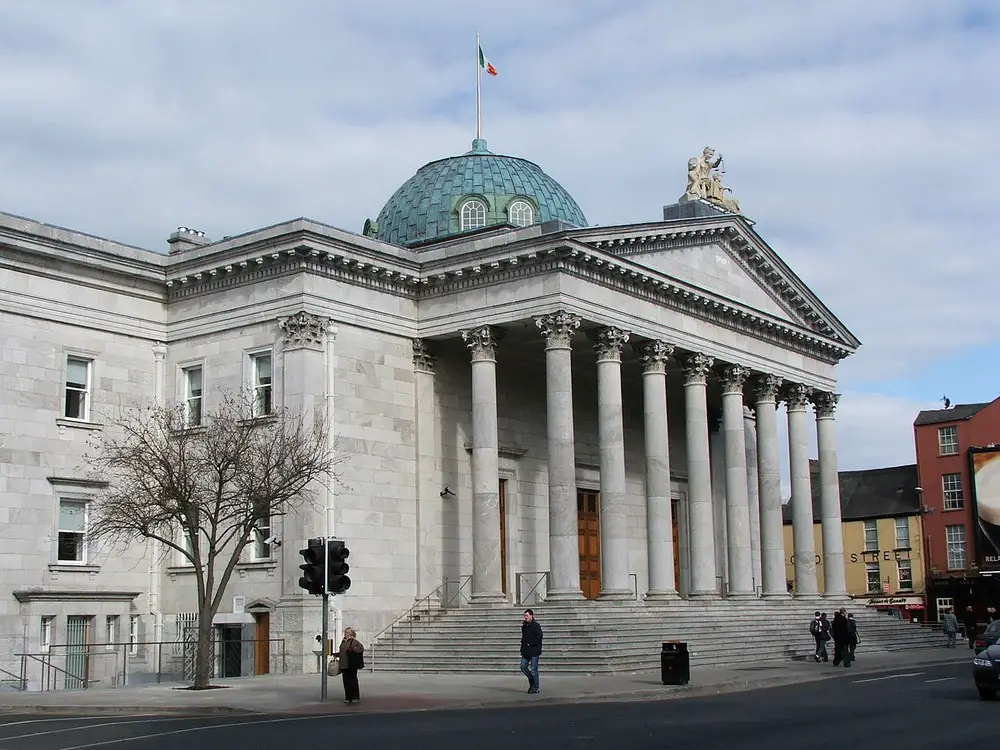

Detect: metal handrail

[0,664,24,691]
[516,571,549,606]
[17,652,91,691]
[369,575,473,671]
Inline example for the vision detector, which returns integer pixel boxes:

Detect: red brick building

[914,397,1000,622]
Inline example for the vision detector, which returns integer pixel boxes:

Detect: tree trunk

[193,605,215,689]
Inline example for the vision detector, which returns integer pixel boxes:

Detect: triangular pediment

[571,219,859,349]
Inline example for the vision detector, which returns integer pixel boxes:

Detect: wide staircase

[369,597,947,674]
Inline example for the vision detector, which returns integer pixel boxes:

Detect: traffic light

[327,539,351,594]
[298,538,326,595]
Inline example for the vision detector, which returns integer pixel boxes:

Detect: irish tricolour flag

[479,45,497,76]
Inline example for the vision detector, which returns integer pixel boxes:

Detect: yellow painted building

[782,463,928,619]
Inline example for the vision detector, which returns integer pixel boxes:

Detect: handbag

[328,658,341,676]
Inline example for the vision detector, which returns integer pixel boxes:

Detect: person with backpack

[810,611,830,662]
[847,613,860,659]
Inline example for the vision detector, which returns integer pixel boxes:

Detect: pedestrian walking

[963,606,978,649]
[941,608,960,648]
[846,613,860,659]
[337,627,365,704]
[831,609,852,667]
[520,609,543,694]
[810,611,830,662]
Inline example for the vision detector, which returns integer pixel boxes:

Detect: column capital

[535,310,581,349]
[412,338,436,373]
[639,340,674,374]
[152,342,167,361]
[720,363,751,394]
[812,391,840,419]
[681,352,714,386]
[753,373,784,404]
[279,311,330,350]
[594,326,630,362]
[783,382,813,411]
[461,325,502,362]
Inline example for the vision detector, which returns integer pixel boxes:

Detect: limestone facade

[0,206,859,684]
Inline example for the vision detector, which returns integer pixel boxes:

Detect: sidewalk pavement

[0,650,972,717]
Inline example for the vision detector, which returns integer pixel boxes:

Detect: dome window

[460,200,487,232]
[507,200,534,228]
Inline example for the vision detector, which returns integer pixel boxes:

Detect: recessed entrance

[253,612,270,675]
[672,499,680,586]
[578,489,601,600]
[499,478,509,595]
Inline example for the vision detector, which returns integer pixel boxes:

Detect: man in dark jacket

[520,609,543,694]
[831,608,852,667]
[963,606,979,649]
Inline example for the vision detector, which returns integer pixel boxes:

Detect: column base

[725,591,757,599]
[823,592,851,601]
[643,590,681,602]
[687,590,722,600]
[469,592,509,606]
[760,591,792,600]
[545,589,586,602]
[794,592,824,601]
[597,588,635,602]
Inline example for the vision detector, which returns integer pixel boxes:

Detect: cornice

[13,589,142,603]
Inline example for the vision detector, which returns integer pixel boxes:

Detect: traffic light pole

[320,590,329,702]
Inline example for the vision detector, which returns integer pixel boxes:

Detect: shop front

[859,594,926,622]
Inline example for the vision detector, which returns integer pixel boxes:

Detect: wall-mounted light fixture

[440,486,456,498]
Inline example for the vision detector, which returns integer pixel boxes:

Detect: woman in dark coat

[338,627,365,704]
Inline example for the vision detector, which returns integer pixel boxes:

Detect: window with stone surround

[460,199,487,231]
[863,520,878,552]
[938,425,959,456]
[129,615,140,656]
[507,200,534,227]
[866,562,881,593]
[183,365,203,427]
[946,524,967,570]
[897,559,913,590]
[250,352,273,417]
[105,615,119,650]
[64,356,92,420]
[894,517,910,548]
[40,616,54,652]
[57,498,88,563]
[251,514,272,560]
[942,473,964,510]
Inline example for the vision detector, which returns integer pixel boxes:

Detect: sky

[0,0,997,477]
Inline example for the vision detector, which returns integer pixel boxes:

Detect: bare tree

[84,391,336,689]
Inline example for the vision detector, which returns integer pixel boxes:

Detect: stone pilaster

[639,340,678,600]
[814,391,848,598]
[413,339,442,601]
[682,352,718,598]
[594,326,632,600]
[535,311,584,601]
[754,374,788,598]
[785,382,819,596]
[720,364,754,597]
[461,326,506,604]
[275,311,330,674]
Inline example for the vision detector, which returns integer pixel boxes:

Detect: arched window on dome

[507,200,534,228]
[460,200,487,232]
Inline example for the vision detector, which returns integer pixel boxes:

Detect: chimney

[167,226,210,255]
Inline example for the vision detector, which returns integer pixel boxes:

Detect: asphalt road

[0,661,993,749]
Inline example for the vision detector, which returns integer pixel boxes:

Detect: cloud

[0,0,996,469]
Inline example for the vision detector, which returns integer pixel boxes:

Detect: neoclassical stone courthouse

[0,139,860,680]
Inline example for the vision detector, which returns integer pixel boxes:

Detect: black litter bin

[661,641,690,685]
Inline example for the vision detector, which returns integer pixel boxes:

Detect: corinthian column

[536,311,584,601]
[721,364,754,597]
[594,326,632,600]
[683,352,718,598]
[754,374,788,598]
[461,326,505,604]
[640,340,678,600]
[814,391,847,598]
[786,382,819,596]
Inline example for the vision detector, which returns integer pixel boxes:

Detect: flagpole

[476,30,482,140]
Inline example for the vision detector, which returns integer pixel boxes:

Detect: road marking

[0,717,103,728]
[60,715,347,749]
[0,717,203,742]
[852,671,925,684]
[924,677,956,683]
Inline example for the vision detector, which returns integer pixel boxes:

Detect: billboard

[968,446,1000,572]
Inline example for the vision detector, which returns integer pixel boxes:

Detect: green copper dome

[368,139,588,247]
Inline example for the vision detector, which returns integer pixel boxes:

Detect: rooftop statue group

[681,147,741,214]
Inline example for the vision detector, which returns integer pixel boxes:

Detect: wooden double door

[576,490,681,600]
